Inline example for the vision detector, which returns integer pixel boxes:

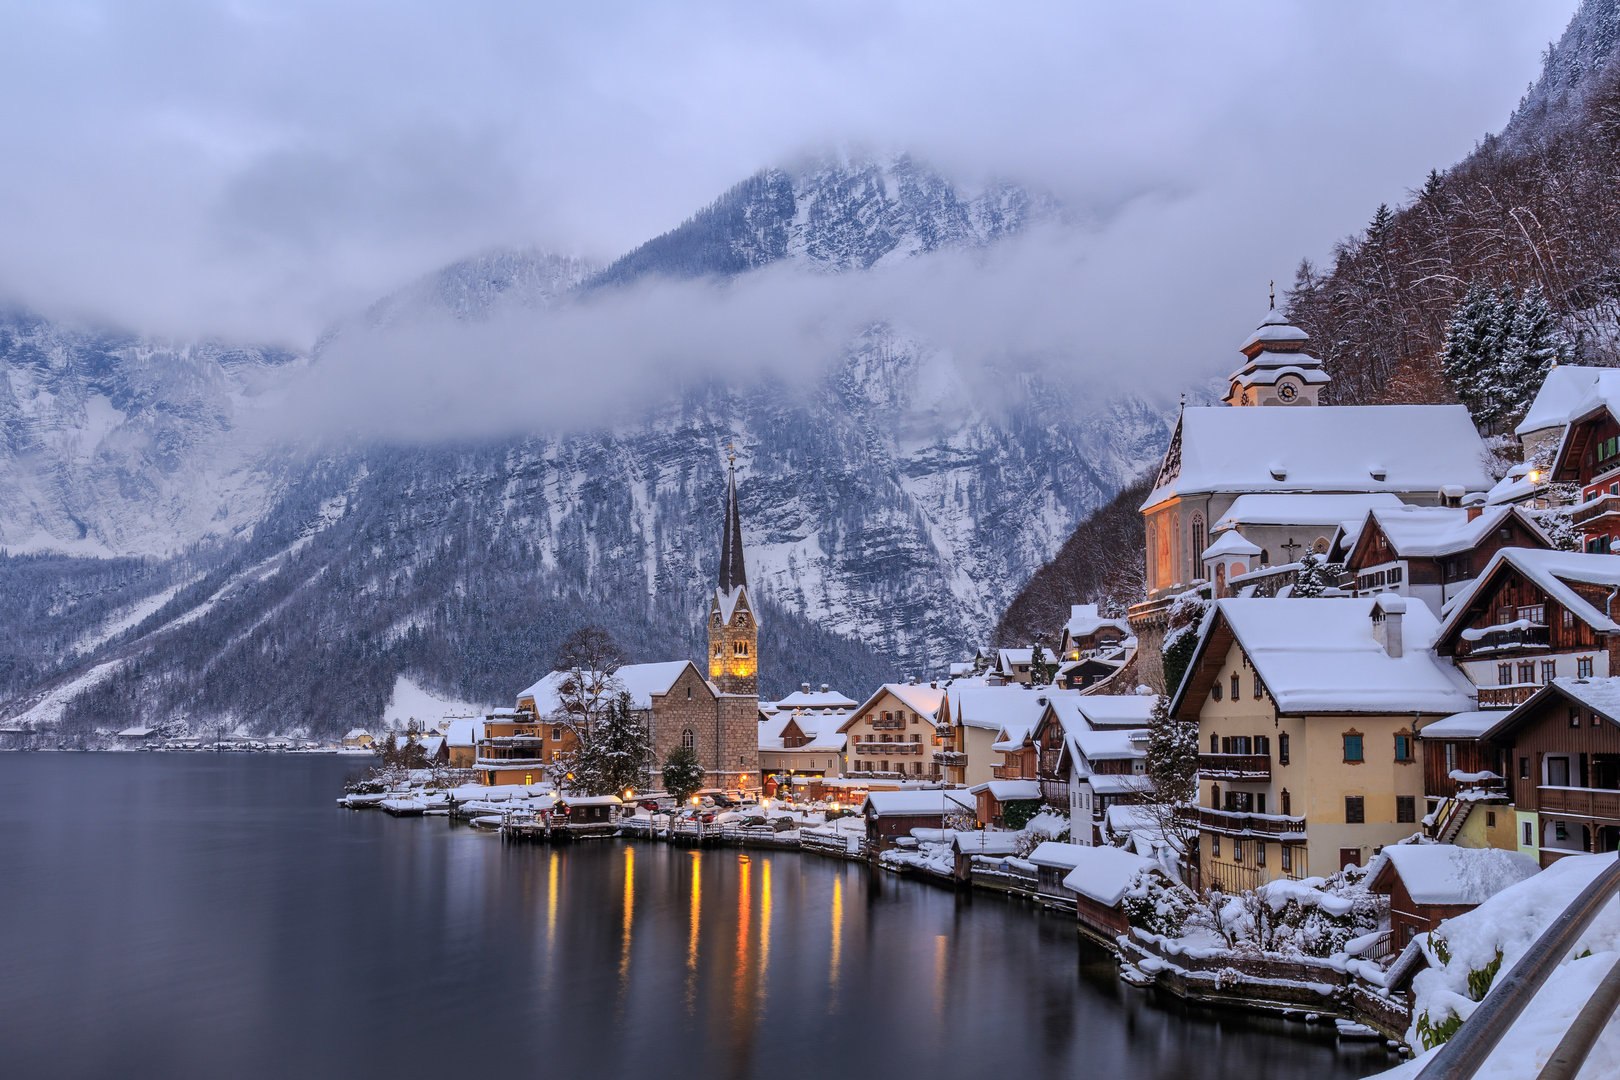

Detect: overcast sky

[0,1,1581,417]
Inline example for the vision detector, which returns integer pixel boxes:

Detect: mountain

[0,152,1170,740]
[1286,0,1620,407]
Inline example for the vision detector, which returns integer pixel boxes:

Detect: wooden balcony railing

[935,751,968,767]
[1188,806,1306,838]
[992,763,1033,780]
[1478,685,1539,707]
[868,719,906,730]
[1459,624,1549,656]
[1040,779,1069,809]
[853,741,922,755]
[1570,492,1620,527]
[1198,753,1271,781]
[1538,785,1620,821]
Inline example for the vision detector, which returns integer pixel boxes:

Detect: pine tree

[1292,551,1337,597]
[1028,643,1055,686]
[1135,694,1201,878]
[1442,283,1570,432]
[1441,283,1502,426]
[661,745,707,805]
[578,691,650,797]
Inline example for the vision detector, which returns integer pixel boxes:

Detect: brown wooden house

[1548,390,1620,551]
[1434,548,1620,708]
[1341,504,1550,617]
[1368,844,1539,947]
[1480,677,1620,866]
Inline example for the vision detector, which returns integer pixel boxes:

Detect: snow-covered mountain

[0,152,1171,738]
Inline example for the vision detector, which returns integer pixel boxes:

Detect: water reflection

[0,756,1397,1080]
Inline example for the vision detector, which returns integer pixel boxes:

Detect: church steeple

[719,445,747,593]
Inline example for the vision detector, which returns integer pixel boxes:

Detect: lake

[0,754,1396,1079]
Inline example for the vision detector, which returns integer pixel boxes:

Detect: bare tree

[550,626,626,738]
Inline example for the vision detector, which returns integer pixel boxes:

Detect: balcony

[1458,623,1549,656]
[1198,753,1271,781]
[868,718,906,730]
[1538,785,1620,821]
[1188,806,1306,838]
[1570,492,1620,528]
[853,741,922,755]
[935,751,968,767]
[992,763,1032,780]
[1040,779,1069,809]
[1478,684,1539,707]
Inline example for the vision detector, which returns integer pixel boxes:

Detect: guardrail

[1416,856,1620,1080]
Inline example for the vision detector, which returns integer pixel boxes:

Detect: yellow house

[1170,596,1474,891]
[838,683,949,781]
[341,728,374,749]
[935,684,1052,788]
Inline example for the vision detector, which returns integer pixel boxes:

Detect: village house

[1432,548,1620,708]
[1546,369,1620,551]
[341,728,374,749]
[1368,844,1538,947]
[1028,841,1090,908]
[1336,504,1552,617]
[1478,676,1620,866]
[759,683,858,719]
[1023,693,1157,842]
[1516,364,1612,467]
[1055,653,1128,691]
[837,683,949,781]
[969,779,1043,828]
[1057,604,1129,660]
[1171,596,1474,891]
[1414,709,1516,851]
[934,684,1052,787]
[758,708,847,789]
[1062,845,1165,945]
[992,648,1038,685]
[859,789,975,854]
[1202,492,1405,597]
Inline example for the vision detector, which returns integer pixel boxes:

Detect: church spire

[719,445,746,592]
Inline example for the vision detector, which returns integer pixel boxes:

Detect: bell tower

[1223,283,1330,407]
[709,447,757,696]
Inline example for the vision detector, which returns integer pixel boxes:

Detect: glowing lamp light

[1528,470,1541,483]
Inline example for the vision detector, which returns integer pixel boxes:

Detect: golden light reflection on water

[734,856,751,1013]
[547,851,559,946]
[934,934,947,1018]
[757,858,771,1001]
[618,845,634,991]
[829,874,842,1007]
[685,851,701,1012]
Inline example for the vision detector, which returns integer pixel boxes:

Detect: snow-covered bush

[1001,800,1044,831]
[1185,865,1383,957]
[1121,869,1198,938]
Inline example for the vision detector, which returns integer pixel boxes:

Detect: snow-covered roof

[558,794,623,807]
[950,830,1024,857]
[947,685,1055,731]
[1144,405,1493,510]
[519,661,696,714]
[861,790,974,817]
[444,717,485,747]
[771,687,858,710]
[1063,604,1128,640]
[758,710,848,753]
[1352,504,1550,561]
[1028,841,1090,870]
[1237,308,1311,354]
[1216,493,1405,531]
[1548,677,1620,724]
[1071,726,1148,762]
[967,779,1042,801]
[997,648,1033,667]
[714,584,748,625]
[1202,529,1262,559]
[1069,695,1160,728]
[415,736,445,756]
[1185,598,1475,715]
[1373,845,1539,906]
[1420,711,1512,740]
[343,728,371,739]
[1440,549,1620,644]
[1060,846,1159,906]
[1086,774,1149,795]
[1516,364,1612,435]
[116,726,155,737]
[842,684,949,732]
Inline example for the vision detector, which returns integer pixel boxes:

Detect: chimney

[1467,506,1483,522]
[1373,594,1406,658]
[820,683,829,693]
[802,682,811,694]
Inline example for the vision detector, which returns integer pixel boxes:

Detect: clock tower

[1222,287,1330,407]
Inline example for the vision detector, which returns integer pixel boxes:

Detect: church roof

[1238,307,1312,357]
[1143,405,1494,511]
[517,661,697,713]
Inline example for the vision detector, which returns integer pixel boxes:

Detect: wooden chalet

[1368,845,1538,947]
[1433,548,1620,708]
[1341,504,1550,617]
[1479,677,1620,866]
[1548,375,1620,551]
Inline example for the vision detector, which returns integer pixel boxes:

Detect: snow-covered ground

[379,676,487,730]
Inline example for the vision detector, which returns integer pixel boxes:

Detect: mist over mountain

[0,152,1171,740]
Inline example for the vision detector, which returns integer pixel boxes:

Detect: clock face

[1276,381,1299,402]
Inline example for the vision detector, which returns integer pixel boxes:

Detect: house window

[1518,605,1545,625]
[1543,660,1557,683]
[681,729,695,751]
[911,762,921,775]
[1395,734,1414,762]
[552,726,562,741]
[686,686,692,700]
[1345,796,1365,824]
[1445,743,1457,773]
[1579,657,1595,678]
[1253,675,1264,700]
[1212,682,1223,701]
[1518,662,1536,685]
[1397,796,1415,823]
[1498,664,1513,686]
[733,640,749,657]
[1191,513,1206,569]
[1524,821,1534,846]
[1211,783,1221,808]
[1281,846,1292,872]
[1343,732,1364,763]
[1211,834,1220,858]
[1232,839,1243,864]
[1230,674,1240,700]
[1520,756,1530,780]
[1278,733,1289,766]
[1564,609,1576,629]
[1210,734,1219,753]
[1570,707,1582,729]
[1255,735,1270,755]
[1256,842,1266,867]
[1555,821,1568,842]
[1280,789,1291,816]
[713,644,723,659]
[1487,811,1496,828]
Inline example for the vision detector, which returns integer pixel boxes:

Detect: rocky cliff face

[0,153,1171,738]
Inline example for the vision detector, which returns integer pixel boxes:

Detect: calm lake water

[0,754,1395,1079]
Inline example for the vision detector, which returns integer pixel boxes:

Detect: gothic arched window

[733,640,749,657]
[681,729,695,751]
[1191,513,1206,569]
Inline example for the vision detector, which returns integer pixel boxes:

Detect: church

[504,453,761,791]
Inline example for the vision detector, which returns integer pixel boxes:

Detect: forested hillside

[1288,0,1620,405]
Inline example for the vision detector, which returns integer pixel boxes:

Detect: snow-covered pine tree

[1441,283,1570,432]
[661,745,707,804]
[1292,551,1339,597]
[1028,643,1055,686]
[1500,284,1570,425]
[569,690,650,796]
[1137,694,1200,880]
[1440,283,1502,427]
